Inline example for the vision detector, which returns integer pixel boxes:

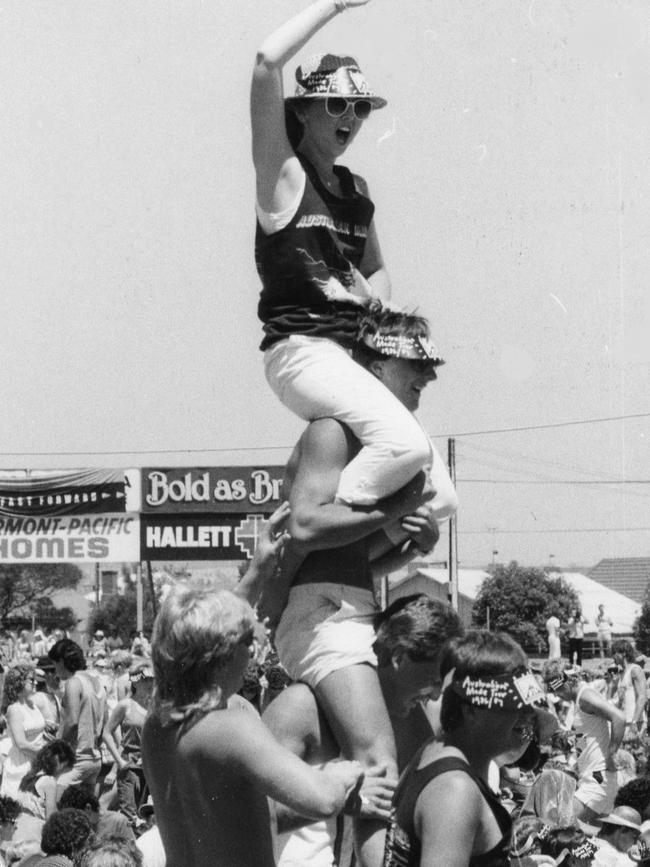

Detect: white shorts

[575,769,618,814]
[275,582,378,689]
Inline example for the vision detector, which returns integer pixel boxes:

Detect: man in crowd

[263,305,458,867]
[48,638,107,796]
[264,594,463,867]
[542,659,626,824]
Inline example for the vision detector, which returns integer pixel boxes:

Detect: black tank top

[384,754,512,867]
[255,154,375,350]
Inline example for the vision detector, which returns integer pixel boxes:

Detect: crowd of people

[4,0,644,864]
[0,628,161,867]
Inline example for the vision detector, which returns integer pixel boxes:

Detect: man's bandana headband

[545,667,580,693]
[362,332,445,364]
[130,667,154,683]
[451,670,546,712]
[555,838,598,864]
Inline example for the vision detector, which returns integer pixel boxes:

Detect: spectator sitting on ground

[538,825,597,867]
[593,806,642,864]
[14,740,75,857]
[78,834,143,867]
[0,794,22,867]
[58,787,134,843]
[18,807,93,867]
[510,815,549,862]
[615,777,650,823]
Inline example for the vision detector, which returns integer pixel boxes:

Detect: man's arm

[212,710,363,821]
[288,419,431,553]
[369,506,440,579]
[234,501,290,606]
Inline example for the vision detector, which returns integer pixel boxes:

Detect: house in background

[385,562,641,637]
[588,558,650,606]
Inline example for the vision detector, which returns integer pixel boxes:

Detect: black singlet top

[255,154,375,351]
[383,754,512,867]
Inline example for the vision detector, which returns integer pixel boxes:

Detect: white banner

[0,513,140,563]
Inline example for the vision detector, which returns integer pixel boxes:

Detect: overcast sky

[2,0,649,569]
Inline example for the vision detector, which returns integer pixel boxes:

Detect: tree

[0,563,82,627]
[472,561,580,654]
[634,585,650,655]
[89,572,156,645]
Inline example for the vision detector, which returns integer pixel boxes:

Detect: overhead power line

[446,411,650,438]
[0,411,647,458]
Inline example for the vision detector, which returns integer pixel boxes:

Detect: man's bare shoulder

[145,704,269,761]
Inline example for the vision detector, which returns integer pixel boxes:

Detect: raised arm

[251,0,370,213]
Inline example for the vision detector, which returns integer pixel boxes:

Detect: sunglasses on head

[325,97,372,120]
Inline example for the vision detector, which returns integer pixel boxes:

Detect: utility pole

[448,437,458,611]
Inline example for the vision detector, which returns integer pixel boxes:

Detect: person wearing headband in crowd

[384,630,557,867]
[252,0,444,516]
[537,825,598,867]
[102,659,153,825]
[542,659,626,826]
[261,305,456,867]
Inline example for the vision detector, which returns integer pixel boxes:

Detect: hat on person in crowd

[129,658,154,684]
[599,805,642,831]
[138,796,155,820]
[286,53,387,110]
[93,657,108,668]
[629,820,650,862]
[94,630,104,638]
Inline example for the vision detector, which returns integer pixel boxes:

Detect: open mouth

[336,126,351,145]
